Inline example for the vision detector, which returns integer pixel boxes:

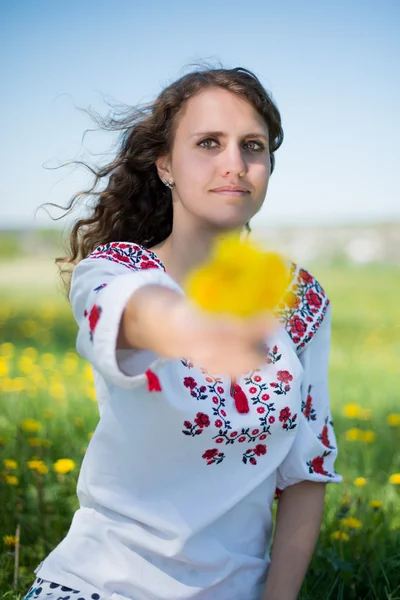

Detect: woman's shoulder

[84,241,166,272]
[274,262,330,353]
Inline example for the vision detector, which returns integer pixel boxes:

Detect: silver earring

[162,179,175,189]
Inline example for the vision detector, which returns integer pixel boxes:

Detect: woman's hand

[120,285,276,378]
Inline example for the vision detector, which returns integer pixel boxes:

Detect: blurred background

[1,1,399,598]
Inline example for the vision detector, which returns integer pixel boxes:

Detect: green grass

[1,262,400,599]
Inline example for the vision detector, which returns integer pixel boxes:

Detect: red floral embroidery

[266,345,282,365]
[87,304,102,341]
[202,448,225,465]
[182,412,210,437]
[274,487,283,500]
[307,451,333,477]
[269,370,293,395]
[274,263,330,352]
[279,407,297,431]
[318,417,336,449]
[302,384,317,421]
[87,242,166,273]
[242,443,267,465]
[145,369,162,392]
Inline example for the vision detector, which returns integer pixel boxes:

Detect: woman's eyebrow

[191,130,268,140]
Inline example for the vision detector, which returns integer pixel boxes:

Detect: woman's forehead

[176,87,268,136]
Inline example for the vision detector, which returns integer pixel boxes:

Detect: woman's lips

[210,190,249,196]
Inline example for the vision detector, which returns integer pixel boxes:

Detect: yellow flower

[341,517,362,530]
[88,432,93,440]
[0,342,15,358]
[20,418,41,433]
[3,535,19,547]
[369,500,383,509]
[353,477,367,487]
[345,428,362,441]
[387,413,400,427]
[18,356,35,375]
[0,357,9,377]
[343,403,361,418]
[22,347,38,360]
[27,460,49,475]
[73,417,84,428]
[184,233,289,317]
[53,458,75,474]
[4,474,19,486]
[331,531,350,542]
[3,459,18,470]
[361,430,376,443]
[48,380,66,400]
[389,473,400,485]
[40,353,56,370]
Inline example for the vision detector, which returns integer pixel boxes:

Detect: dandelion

[53,458,75,474]
[3,459,18,470]
[73,417,84,427]
[20,418,41,433]
[361,431,376,443]
[0,357,9,377]
[184,233,289,317]
[18,356,35,375]
[331,531,350,541]
[341,517,362,530]
[88,432,93,440]
[22,347,38,360]
[353,477,367,487]
[0,342,15,358]
[4,474,19,486]
[369,500,383,509]
[343,404,361,418]
[27,460,48,476]
[345,428,362,441]
[3,535,19,547]
[387,413,400,427]
[40,353,57,370]
[389,473,400,485]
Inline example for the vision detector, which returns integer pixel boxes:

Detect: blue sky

[1,0,399,229]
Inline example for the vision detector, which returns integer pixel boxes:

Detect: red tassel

[230,378,250,413]
[145,369,162,392]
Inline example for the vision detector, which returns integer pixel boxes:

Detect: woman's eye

[198,138,218,149]
[244,141,265,152]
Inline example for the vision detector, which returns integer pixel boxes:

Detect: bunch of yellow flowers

[184,233,289,317]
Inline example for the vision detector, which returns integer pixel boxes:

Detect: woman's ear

[155,155,173,183]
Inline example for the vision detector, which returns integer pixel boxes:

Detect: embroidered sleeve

[276,303,342,490]
[70,242,183,389]
[275,263,331,354]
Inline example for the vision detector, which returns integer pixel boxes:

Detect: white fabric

[35,245,341,600]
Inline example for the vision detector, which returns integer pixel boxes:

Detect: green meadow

[0,260,399,600]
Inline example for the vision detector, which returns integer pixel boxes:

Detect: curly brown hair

[44,64,284,291]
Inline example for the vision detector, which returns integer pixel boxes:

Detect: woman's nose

[220,144,247,176]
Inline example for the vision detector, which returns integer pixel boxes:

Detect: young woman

[25,66,341,600]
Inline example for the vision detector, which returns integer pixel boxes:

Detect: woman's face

[158,86,271,232]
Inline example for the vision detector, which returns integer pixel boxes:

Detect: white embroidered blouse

[35,242,342,600]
